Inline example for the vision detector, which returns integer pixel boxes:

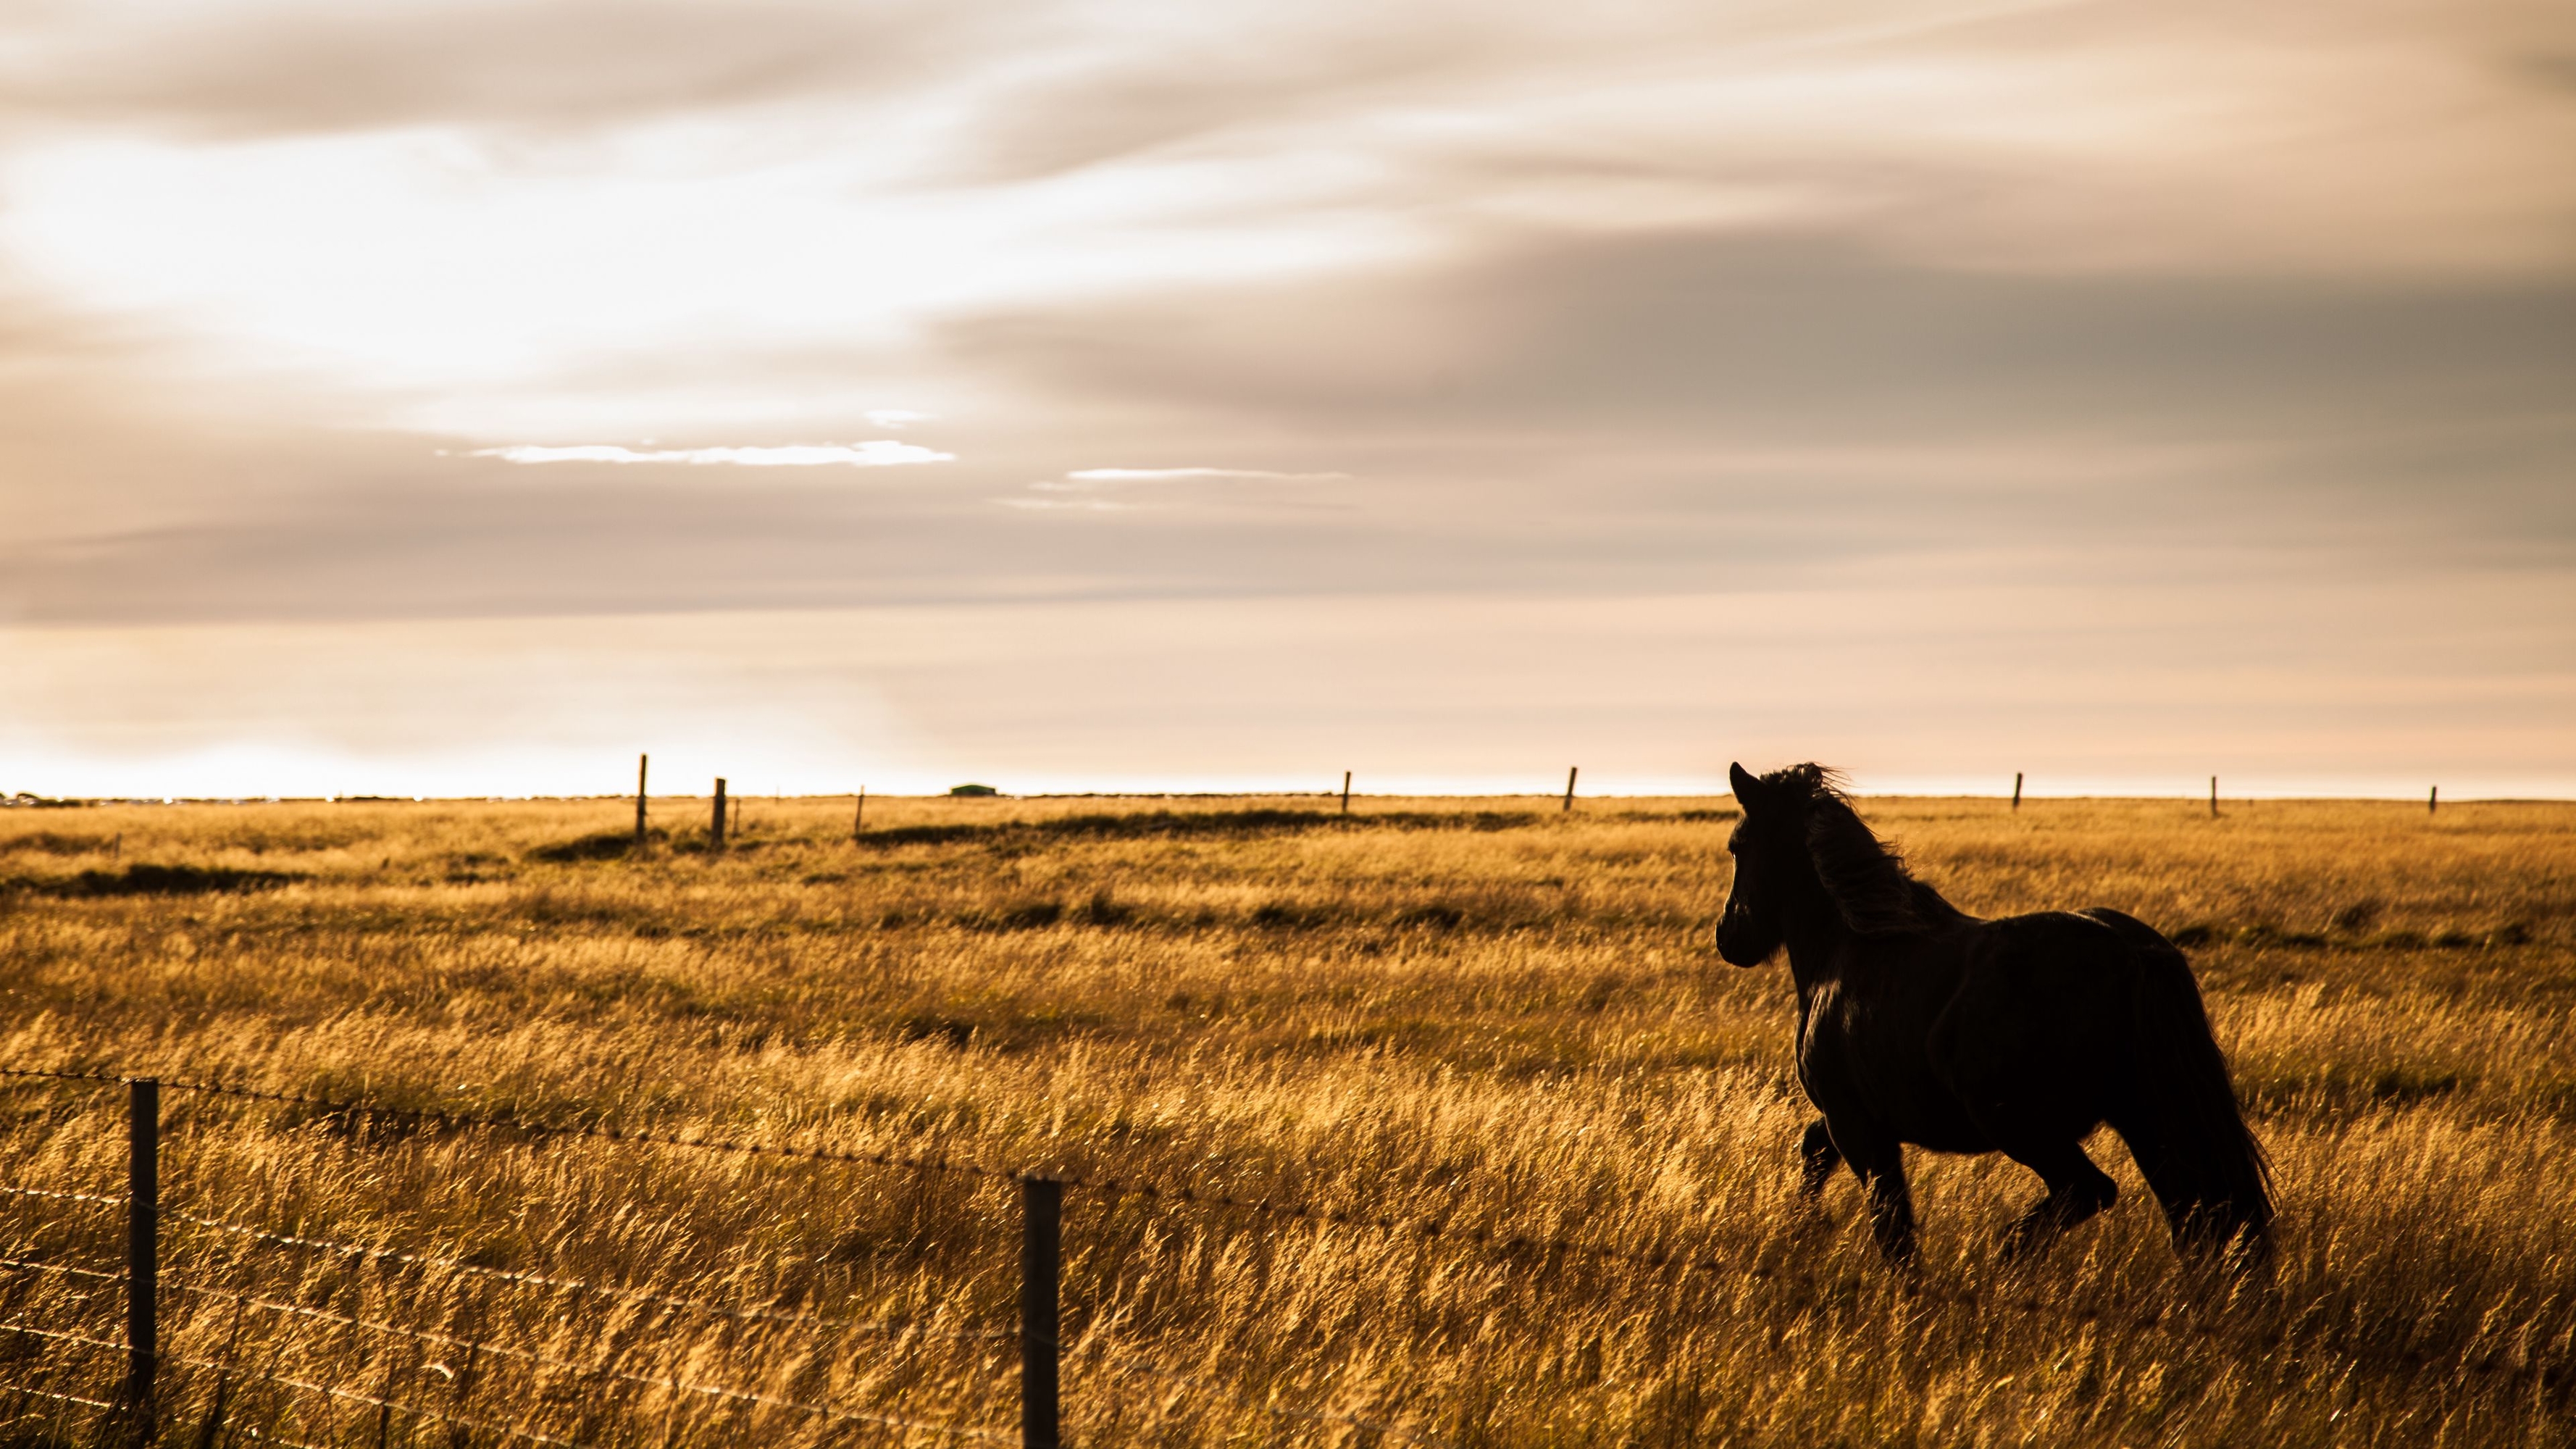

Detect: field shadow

[853,807,1548,851]
[526,827,671,863]
[26,862,306,897]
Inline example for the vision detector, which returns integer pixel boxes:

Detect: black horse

[1717,762,2271,1266]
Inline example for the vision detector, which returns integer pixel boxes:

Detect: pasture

[2,792,2572,1446]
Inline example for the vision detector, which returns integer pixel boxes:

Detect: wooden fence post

[635,754,649,848]
[711,778,727,849]
[1021,1177,1062,1449]
[854,787,866,840]
[2430,785,2438,815]
[125,1078,158,1437]
[1563,767,1578,813]
[1340,772,1352,817]
[2012,772,2023,811]
[2209,777,2219,819]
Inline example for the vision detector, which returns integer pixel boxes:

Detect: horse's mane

[1762,764,1962,935]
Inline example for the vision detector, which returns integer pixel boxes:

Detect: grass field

[3,792,2572,1447]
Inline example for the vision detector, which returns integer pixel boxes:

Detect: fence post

[2012,772,2023,811]
[711,778,728,849]
[125,1078,158,1438]
[854,786,866,840]
[2209,777,2218,819]
[1563,767,1578,813]
[635,754,649,848]
[2430,785,2438,815]
[1340,772,1352,817]
[1021,1176,1062,1449]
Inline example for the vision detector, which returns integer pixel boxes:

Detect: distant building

[948,783,1000,797]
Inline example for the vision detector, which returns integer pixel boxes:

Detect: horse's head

[1716,760,1799,966]
[1717,761,1928,965]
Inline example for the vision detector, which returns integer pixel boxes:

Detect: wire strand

[1066,1337,1452,1448]
[162,1348,581,1448]
[171,1208,1011,1340]
[0,1253,124,1284]
[0,1319,125,1355]
[0,1184,127,1211]
[0,1067,125,1089]
[153,1076,1015,1186]
[0,1382,119,1413]
[165,1338,1001,1445]
[168,1275,1015,1402]
[1069,1168,1766,1284]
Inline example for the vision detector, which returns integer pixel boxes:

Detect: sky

[2,0,2572,799]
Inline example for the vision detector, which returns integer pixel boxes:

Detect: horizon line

[10,788,2569,806]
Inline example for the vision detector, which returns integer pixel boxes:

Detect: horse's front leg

[1797,1117,1842,1203]
[1826,1116,1916,1266]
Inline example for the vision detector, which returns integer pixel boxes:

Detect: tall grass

[2,793,2571,1445]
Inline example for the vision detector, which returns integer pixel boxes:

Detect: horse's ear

[1728,762,1760,803]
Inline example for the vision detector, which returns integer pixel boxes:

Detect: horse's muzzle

[1714,908,1766,967]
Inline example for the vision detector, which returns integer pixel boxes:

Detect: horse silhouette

[1718,762,2271,1267]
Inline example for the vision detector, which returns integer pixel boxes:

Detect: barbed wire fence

[1,1064,1484,1448]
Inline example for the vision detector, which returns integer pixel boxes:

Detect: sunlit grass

[4,793,2572,1445]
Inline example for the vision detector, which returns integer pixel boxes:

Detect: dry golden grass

[3,791,2572,1446]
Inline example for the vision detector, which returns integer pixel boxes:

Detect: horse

[1715,762,2271,1268]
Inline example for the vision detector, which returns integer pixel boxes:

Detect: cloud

[4,0,2572,793]
[474,441,953,467]
[944,230,2576,454]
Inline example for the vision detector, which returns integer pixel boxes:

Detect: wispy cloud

[863,409,933,429]
[1034,466,1348,491]
[995,464,1347,511]
[475,441,953,467]
[992,496,1135,511]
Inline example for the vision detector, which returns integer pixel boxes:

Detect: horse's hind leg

[1798,1117,1842,1203]
[2109,1115,2260,1266]
[1994,1137,2118,1259]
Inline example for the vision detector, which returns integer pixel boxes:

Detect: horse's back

[1925,910,2154,1135]
[2074,906,2185,958]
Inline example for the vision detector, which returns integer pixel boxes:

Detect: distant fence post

[711,778,728,849]
[635,754,649,848]
[2209,777,2219,819]
[1563,767,1578,813]
[1021,1177,1062,1449]
[124,1078,158,1437]
[2012,772,2023,811]
[1340,772,1352,817]
[854,787,866,840]
[2430,785,2438,815]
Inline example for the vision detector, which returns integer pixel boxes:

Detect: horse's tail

[2087,908,2274,1264]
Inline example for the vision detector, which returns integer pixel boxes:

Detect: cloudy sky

[3,0,2571,798]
